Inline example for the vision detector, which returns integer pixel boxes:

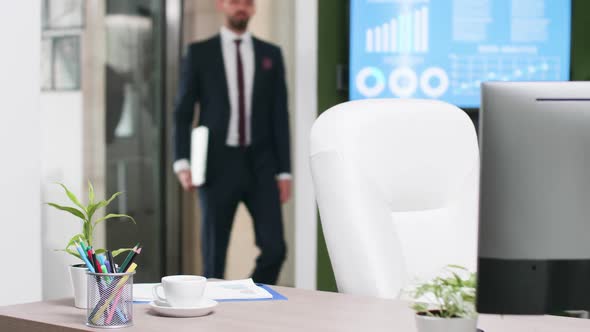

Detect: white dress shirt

[220,26,255,147]
[174,26,291,180]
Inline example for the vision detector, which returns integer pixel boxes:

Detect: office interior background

[1,0,590,306]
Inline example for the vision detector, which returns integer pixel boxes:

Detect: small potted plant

[409,265,477,332]
[48,182,135,309]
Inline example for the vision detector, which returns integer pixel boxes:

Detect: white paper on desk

[191,126,208,186]
[133,283,158,302]
[133,279,272,302]
[204,279,273,300]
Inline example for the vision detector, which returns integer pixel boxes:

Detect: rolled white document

[190,126,208,186]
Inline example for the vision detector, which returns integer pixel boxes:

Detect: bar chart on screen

[365,5,429,54]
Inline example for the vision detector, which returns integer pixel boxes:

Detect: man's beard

[228,16,249,31]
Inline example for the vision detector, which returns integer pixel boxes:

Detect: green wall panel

[571,0,590,80]
[316,0,349,292]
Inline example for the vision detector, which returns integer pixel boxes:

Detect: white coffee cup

[152,275,207,307]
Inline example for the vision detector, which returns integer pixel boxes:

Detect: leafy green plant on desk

[47,182,136,260]
[410,265,477,318]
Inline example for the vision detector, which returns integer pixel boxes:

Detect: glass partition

[104,0,164,282]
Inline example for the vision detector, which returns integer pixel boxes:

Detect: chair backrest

[310,99,479,299]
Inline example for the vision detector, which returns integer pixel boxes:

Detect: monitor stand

[554,310,590,319]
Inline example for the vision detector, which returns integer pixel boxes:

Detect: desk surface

[1,285,590,331]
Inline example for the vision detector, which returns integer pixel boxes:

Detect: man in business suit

[173,0,291,285]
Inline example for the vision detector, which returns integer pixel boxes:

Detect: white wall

[294,0,318,290]
[0,2,43,305]
[38,2,106,302]
[40,92,85,300]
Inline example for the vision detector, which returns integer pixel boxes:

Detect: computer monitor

[477,81,590,315]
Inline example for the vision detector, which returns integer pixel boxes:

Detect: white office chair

[310,99,479,299]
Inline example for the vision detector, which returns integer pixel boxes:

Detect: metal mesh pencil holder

[86,271,135,328]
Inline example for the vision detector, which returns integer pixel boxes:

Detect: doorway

[180,0,295,285]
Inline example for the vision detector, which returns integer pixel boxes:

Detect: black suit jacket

[174,35,291,184]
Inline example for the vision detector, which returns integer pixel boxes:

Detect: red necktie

[234,39,246,147]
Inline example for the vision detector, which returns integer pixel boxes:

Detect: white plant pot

[69,264,88,309]
[415,313,478,332]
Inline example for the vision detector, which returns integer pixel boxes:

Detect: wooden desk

[1,285,589,331]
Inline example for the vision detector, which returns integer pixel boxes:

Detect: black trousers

[198,146,287,285]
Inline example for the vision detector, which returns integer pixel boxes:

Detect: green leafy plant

[409,265,477,318]
[47,181,136,261]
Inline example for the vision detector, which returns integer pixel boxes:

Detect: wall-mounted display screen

[349,0,571,108]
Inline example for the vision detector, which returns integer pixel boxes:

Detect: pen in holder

[86,270,135,328]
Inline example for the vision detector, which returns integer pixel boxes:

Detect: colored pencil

[104,260,112,274]
[117,244,139,273]
[97,254,106,266]
[91,249,102,273]
[106,250,115,273]
[87,248,96,271]
[79,240,87,252]
[123,247,142,272]
[74,242,95,273]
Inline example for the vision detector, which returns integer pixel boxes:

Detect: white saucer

[149,299,218,318]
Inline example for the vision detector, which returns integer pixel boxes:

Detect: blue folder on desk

[213,284,287,302]
[133,283,287,303]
